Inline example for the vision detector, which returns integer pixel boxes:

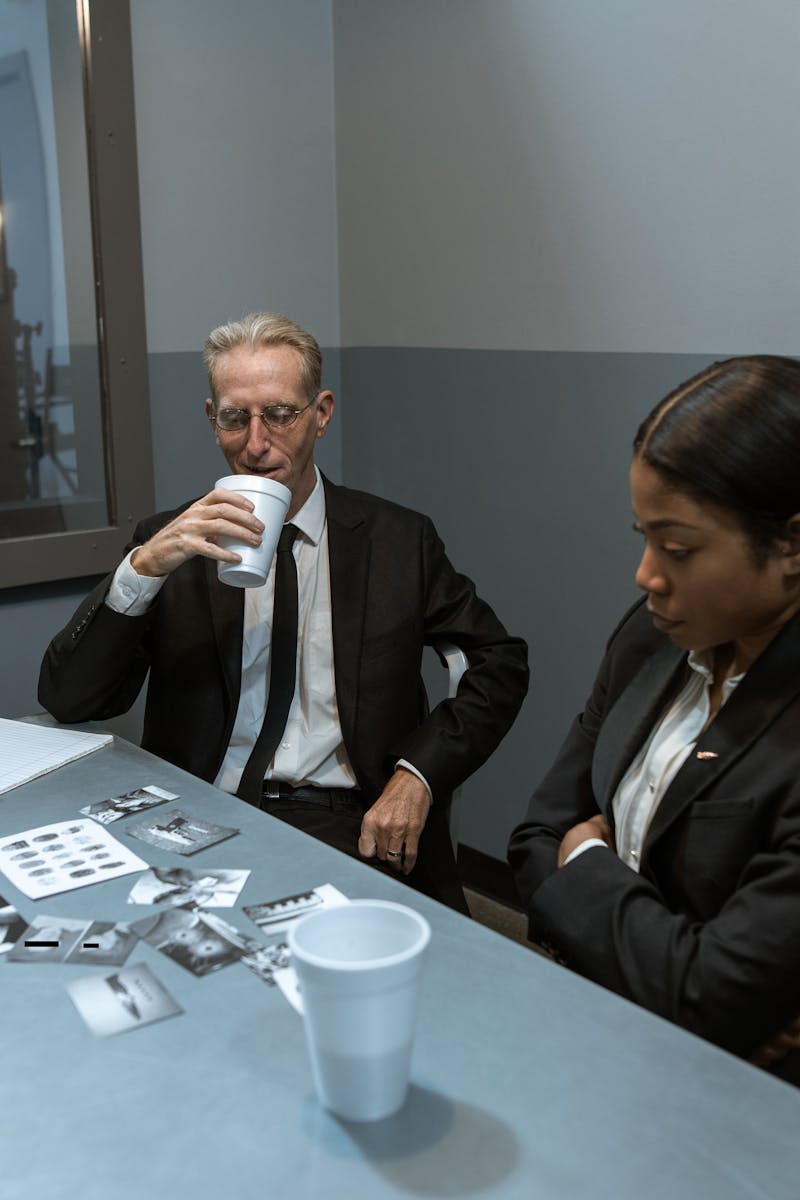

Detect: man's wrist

[130,545,165,579]
[395,759,433,804]
[105,549,166,616]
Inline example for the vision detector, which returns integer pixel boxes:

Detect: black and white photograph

[63,921,139,967]
[66,962,183,1037]
[125,809,239,856]
[0,895,26,956]
[131,906,250,976]
[244,883,348,935]
[0,819,147,899]
[127,867,250,909]
[241,940,291,986]
[273,966,303,1014]
[7,914,89,963]
[80,784,178,825]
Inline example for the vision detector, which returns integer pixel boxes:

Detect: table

[1,732,798,1199]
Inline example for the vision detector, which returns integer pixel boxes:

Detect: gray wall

[130,0,340,355]
[5,0,800,866]
[335,0,800,353]
[332,0,800,857]
[0,0,342,735]
[0,343,341,734]
[340,349,707,856]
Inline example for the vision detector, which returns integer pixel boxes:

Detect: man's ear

[205,398,219,443]
[316,390,334,438]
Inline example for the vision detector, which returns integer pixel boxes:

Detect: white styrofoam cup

[288,900,431,1121]
[214,474,291,588]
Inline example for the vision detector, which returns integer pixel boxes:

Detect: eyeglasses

[211,399,316,433]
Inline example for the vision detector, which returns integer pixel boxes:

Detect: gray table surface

[1,731,798,1200]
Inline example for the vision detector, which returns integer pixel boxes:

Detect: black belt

[259,781,363,809]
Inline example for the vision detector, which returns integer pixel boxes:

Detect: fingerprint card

[0,820,147,899]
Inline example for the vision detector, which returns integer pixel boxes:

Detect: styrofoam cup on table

[288,899,431,1121]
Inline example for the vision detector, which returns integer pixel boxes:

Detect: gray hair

[203,312,322,402]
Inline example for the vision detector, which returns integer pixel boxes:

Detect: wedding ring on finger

[386,850,402,859]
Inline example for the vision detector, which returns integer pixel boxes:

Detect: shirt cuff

[562,837,608,867]
[395,759,433,804]
[105,549,167,616]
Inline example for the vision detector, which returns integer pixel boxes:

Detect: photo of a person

[132,907,247,976]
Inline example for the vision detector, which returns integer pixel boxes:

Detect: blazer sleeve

[507,600,648,898]
[38,521,158,723]
[388,515,529,798]
[508,607,800,1061]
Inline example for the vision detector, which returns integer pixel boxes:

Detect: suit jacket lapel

[646,614,800,850]
[323,477,370,756]
[204,557,244,714]
[592,640,686,820]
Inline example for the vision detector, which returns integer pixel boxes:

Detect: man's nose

[244,413,272,457]
[635,544,668,594]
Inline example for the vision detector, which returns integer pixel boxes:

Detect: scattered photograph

[127,867,250,909]
[63,921,139,967]
[241,940,291,986]
[130,906,250,977]
[66,962,183,1037]
[126,809,239,856]
[244,883,348,935]
[0,895,27,957]
[80,785,178,825]
[0,819,147,900]
[274,966,303,1014]
[7,914,89,963]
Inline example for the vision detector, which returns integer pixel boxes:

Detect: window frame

[1,0,153,588]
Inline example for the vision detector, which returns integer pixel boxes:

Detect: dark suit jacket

[39,477,529,907]
[508,598,800,1081]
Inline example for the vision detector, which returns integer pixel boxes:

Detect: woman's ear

[776,515,800,573]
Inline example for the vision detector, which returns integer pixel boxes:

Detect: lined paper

[0,719,112,795]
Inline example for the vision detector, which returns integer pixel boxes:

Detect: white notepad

[0,718,112,795]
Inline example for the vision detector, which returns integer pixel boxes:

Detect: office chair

[432,640,469,853]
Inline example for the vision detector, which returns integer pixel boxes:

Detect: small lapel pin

[695,750,719,760]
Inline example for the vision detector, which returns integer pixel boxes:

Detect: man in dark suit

[39,313,528,911]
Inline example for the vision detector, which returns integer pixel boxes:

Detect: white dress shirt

[106,469,430,799]
[565,650,744,870]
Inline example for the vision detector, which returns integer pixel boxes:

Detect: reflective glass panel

[0,0,106,540]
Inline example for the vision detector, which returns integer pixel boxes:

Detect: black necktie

[236,523,299,803]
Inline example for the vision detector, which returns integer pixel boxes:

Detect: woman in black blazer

[509,355,800,1083]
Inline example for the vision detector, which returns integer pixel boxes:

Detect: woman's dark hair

[634,355,800,558]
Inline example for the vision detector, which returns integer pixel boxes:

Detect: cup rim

[288,899,431,971]
[214,474,291,503]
